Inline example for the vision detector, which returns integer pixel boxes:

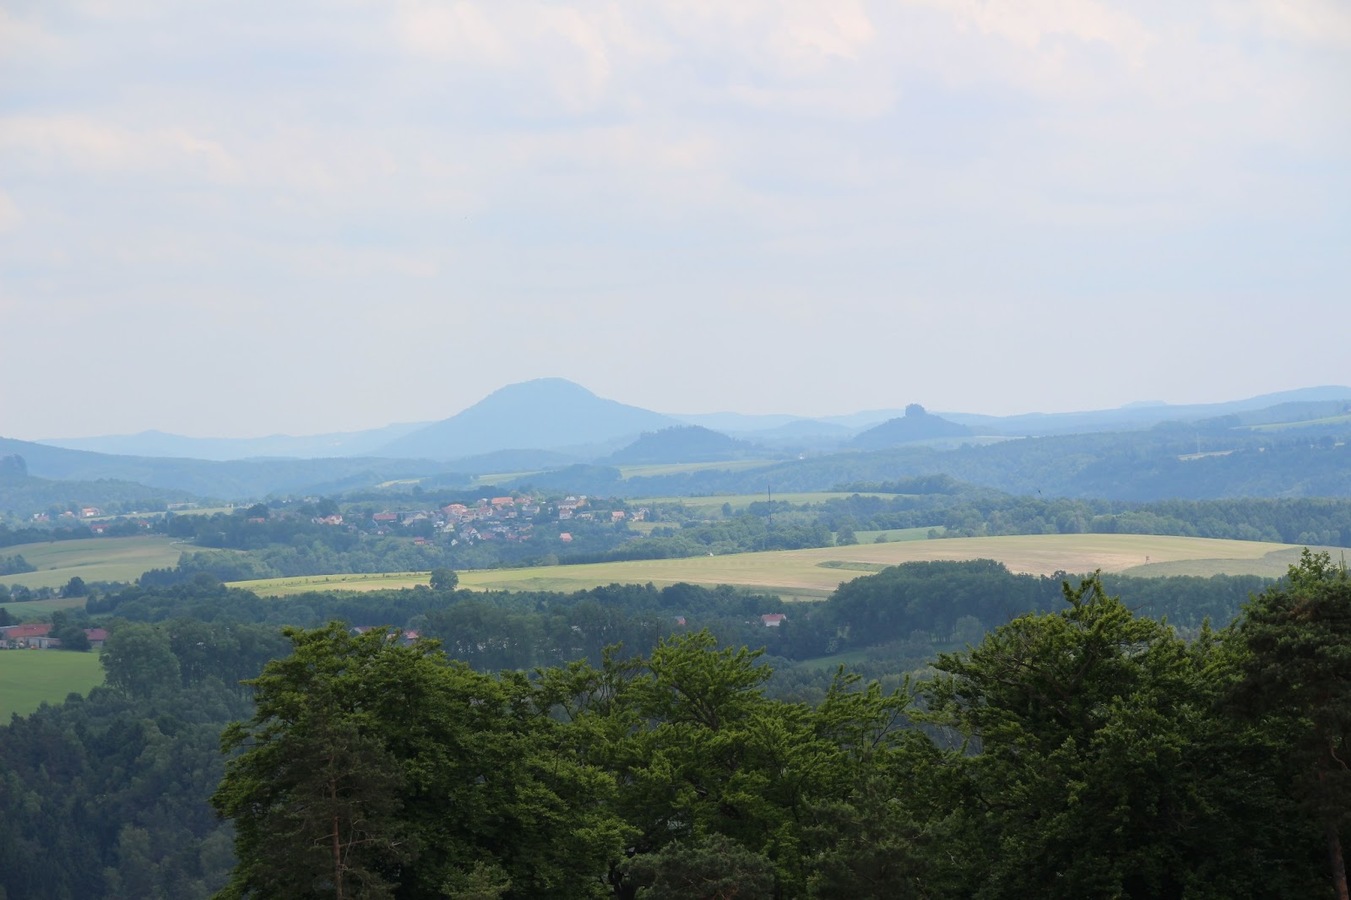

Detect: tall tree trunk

[332,776,345,900]
[1329,819,1349,900]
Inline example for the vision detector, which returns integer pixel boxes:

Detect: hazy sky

[3,1,1348,439]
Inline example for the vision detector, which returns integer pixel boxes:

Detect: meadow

[635,491,893,515]
[0,596,92,618]
[234,533,1322,600]
[467,458,781,487]
[1247,414,1351,431]
[615,459,780,479]
[0,536,186,590]
[0,650,104,719]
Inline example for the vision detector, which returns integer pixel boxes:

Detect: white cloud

[911,0,1155,60]
[0,117,241,181]
[393,0,512,62]
[0,9,62,61]
[1217,0,1351,48]
[0,0,1345,436]
[0,191,22,233]
[766,0,876,65]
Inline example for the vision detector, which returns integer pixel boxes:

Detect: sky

[2,0,1348,440]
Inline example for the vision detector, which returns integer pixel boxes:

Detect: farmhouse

[0,624,53,649]
[0,624,111,650]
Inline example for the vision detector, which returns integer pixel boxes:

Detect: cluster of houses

[0,623,108,650]
[315,495,651,546]
[28,509,156,535]
[30,507,103,523]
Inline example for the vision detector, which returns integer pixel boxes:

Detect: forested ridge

[501,428,1351,501]
[1,555,1349,897]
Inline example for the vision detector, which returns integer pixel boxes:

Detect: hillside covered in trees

[1,554,1349,897]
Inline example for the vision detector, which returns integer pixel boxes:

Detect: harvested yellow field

[235,534,1330,601]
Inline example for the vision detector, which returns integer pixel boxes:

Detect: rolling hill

[849,405,973,449]
[606,426,759,465]
[376,378,680,460]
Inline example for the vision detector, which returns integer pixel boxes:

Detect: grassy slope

[0,597,90,618]
[0,536,185,590]
[234,534,1326,600]
[0,651,104,720]
[636,491,894,515]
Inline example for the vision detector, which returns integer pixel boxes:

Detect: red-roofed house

[760,614,787,627]
[0,623,53,649]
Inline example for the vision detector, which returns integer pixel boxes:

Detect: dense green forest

[211,557,1349,898]
[2,555,1348,897]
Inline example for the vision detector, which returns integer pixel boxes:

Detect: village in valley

[333,493,650,547]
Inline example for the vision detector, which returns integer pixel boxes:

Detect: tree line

[2,554,1347,897]
[210,553,1351,898]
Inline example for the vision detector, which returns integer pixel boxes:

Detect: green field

[234,534,1330,601]
[616,459,780,479]
[0,536,187,590]
[637,491,894,515]
[1247,414,1351,432]
[235,571,433,595]
[856,526,942,543]
[0,651,104,720]
[0,596,91,619]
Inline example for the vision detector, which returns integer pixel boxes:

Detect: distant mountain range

[375,378,679,460]
[606,426,758,465]
[42,423,429,462]
[35,379,1351,464]
[850,405,972,450]
[2,379,1349,510]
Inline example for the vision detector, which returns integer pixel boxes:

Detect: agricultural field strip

[615,459,780,479]
[633,492,895,514]
[0,536,186,590]
[1246,414,1351,431]
[235,534,1320,599]
[0,490,901,588]
[0,596,93,617]
[468,460,780,485]
[0,651,105,720]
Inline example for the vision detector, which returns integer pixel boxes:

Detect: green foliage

[442,861,512,900]
[1229,550,1351,895]
[0,555,35,576]
[101,623,182,698]
[625,833,775,900]
[0,679,254,899]
[8,557,1351,898]
[921,574,1324,897]
[213,623,629,900]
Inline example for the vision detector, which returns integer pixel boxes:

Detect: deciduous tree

[1230,550,1351,900]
